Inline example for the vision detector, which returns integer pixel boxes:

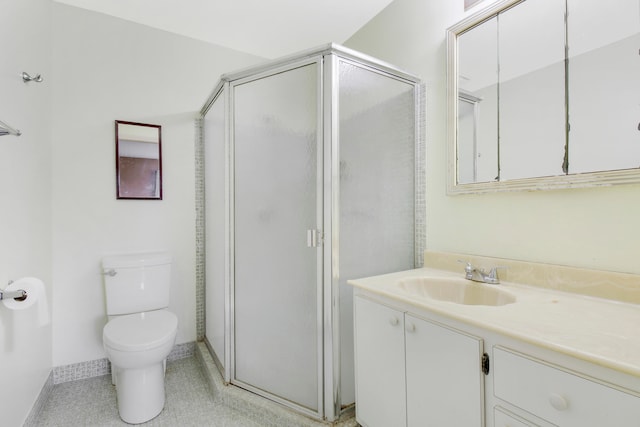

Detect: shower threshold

[196,342,358,427]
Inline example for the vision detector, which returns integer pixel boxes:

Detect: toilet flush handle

[103,269,117,277]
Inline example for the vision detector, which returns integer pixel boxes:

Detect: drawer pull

[549,393,569,411]
[389,317,400,326]
[406,322,416,333]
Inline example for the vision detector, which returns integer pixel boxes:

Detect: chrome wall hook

[22,72,43,83]
[0,119,21,137]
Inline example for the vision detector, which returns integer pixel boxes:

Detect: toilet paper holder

[0,281,27,301]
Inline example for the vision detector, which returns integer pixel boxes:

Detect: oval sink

[395,276,516,306]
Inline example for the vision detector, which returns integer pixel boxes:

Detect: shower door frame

[227,56,326,420]
[322,53,338,421]
[323,53,425,421]
[200,44,424,423]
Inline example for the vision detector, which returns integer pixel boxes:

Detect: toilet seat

[104,310,177,352]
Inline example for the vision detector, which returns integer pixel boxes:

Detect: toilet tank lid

[103,252,172,269]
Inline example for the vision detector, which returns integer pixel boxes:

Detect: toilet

[102,252,178,424]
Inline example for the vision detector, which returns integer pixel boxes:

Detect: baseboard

[22,371,54,427]
[52,341,196,384]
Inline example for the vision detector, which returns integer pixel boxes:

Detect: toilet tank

[103,252,172,316]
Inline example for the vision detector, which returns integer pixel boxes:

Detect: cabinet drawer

[494,406,539,427]
[493,347,640,426]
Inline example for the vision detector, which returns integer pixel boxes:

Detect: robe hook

[22,72,43,83]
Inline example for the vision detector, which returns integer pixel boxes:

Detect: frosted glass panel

[338,61,416,406]
[204,91,226,367]
[233,64,319,411]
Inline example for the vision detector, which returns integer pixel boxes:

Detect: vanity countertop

[349,267,640,379]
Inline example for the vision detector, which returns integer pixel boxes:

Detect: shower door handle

[306,229,323,247]
[102,269,117,277]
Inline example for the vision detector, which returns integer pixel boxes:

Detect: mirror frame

[115,120,163,200]
[446,0,640,194]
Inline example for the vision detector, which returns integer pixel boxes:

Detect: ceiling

[53,0,395,59]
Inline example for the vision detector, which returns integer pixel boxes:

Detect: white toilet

[102,252,178,424]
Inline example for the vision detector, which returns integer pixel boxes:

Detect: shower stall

[200,44,424,422]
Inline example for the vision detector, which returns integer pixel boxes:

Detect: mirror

[567,0,640,174]
[457,15,498,184]
[497,0,566,181]
[115,120,162,199]
[447,0,640,193]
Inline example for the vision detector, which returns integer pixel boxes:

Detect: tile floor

[34,357,267,426]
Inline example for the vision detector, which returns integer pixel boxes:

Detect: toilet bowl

[104,310,178,424]
[101,252,177,424]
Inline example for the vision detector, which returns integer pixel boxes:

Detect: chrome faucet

[460,261,502,284]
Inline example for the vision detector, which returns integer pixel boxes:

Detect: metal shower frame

[199,43,424,422]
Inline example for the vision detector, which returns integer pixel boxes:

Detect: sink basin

[395,276,516,306]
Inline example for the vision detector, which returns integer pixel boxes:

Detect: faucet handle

[487,266,507,282]
[457,259,473,270]
[458,260,475,280]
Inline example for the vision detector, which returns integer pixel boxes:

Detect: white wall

[0,0,53,424]
[51,4,263,366]
[346,0,640,274]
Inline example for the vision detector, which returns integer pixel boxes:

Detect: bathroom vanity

[350,265,640,427]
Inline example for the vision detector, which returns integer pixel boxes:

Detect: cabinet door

[354,297,406,427]
[405,314,484,427]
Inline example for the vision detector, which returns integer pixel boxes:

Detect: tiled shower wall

[415,83,427,268]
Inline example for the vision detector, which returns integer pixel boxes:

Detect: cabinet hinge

[482,353,490,375]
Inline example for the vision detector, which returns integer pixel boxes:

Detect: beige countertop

[349,267,640,379]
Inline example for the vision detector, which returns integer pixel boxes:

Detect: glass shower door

[232,62,322,414]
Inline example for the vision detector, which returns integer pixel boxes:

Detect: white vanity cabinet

[350,266,640,427]
[493,347,640,427]
[354,295,484,427]
[353,296,407,427]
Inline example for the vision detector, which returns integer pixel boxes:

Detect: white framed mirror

[447,0,640,194]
